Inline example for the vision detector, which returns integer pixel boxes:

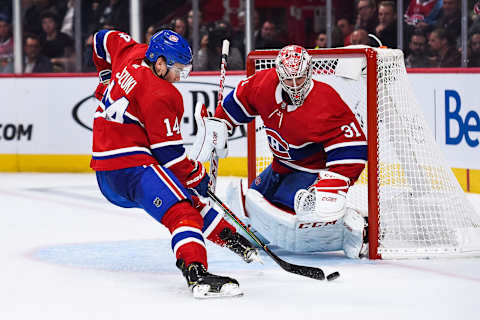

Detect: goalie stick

[208,39,229,193]
[207,190,327,281]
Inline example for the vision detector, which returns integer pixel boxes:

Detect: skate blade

[192,283,243,299]
[247,250,264,264]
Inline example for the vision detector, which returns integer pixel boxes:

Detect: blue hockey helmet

[145,29,192,68]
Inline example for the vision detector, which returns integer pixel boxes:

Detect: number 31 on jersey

[341,122,362,138]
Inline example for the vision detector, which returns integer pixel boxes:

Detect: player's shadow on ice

[30,238,372,274]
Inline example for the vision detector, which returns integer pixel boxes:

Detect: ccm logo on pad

[298,220,337,229]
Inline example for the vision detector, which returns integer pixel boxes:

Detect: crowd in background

[1,0,480,74]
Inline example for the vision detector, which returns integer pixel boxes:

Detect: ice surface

[1,173,479,319]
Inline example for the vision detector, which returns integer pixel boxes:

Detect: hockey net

[246,47,480,259]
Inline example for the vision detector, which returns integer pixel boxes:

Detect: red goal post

[245,47,480,260]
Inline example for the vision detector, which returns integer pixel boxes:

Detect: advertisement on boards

[410,73,480,169]
[0,75,246,157]
[0,72,478,170]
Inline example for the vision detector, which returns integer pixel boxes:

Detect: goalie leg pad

[244,189,345,253]
[342,208,367,259]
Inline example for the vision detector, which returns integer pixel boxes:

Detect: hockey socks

[162,201,208,268]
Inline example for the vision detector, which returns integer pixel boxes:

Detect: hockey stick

[207,190,326,280]
[208,39,230,193]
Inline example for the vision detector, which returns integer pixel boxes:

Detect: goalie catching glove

[189,103,231,163]
[294,171,350,222]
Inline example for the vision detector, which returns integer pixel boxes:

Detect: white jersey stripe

[151,140,184,149]
[233,86,255,117]
[173,238,206,256]
[324,141,367,152]
[124,111,145,127]
[163,152,187,168]
[199,205,211,218]
[172,226,203,237]
[151,164,186,201]
[103,31,112,64]
[278,160,325,173]
[202,213,223,238]
[326,159,367,166]
[92,146,152,157]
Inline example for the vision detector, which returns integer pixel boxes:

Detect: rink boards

[0,71,478,192]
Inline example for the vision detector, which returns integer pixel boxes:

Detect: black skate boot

[176,259,243,298]
[219,227,260,263]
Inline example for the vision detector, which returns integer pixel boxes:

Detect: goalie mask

[275,45,313,107]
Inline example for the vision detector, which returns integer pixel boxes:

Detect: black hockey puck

[326,271,340,281]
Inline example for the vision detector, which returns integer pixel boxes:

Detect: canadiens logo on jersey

[265,128,291,159]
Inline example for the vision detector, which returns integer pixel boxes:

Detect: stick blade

[288,264,325,280]
[277,260,325,280]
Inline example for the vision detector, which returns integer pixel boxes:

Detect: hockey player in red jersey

[210,45,369,258]
[90,29,258,298]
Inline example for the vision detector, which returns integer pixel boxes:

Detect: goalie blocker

[189,102,231,163]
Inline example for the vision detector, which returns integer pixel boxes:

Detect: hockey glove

[294,171,350,222]
[185,160,210,197]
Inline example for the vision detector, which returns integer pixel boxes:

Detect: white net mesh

[249,48,480,259]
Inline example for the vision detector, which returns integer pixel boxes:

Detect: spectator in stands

[82,33,96,72]
[428,28,461,67]
[24,33,53,73]
[375,1,397,48]
[85,0,103,36]
[332,26,347,47]
[350,28,370,45]
[98,0,129,32]
[404,0,443,32]
[145,25,155,44]
[355,0,378,34]
[468,31,480,67]
[0,13,13,73]
[186,9,209,49]
[232,9,260,59]
[59,0,74,38]
[337,17,355,46]
[171,17,187,38]
[314,31,327,48]
[0,2,11,18]
[194,21,243,71]
[435,0,461,46]
[82,24,116,72]
[255,20,285,49]
[23,0,57,35]
[39,11,74,72]
[405,30,430,67]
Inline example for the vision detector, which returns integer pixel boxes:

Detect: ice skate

[176,260,243,299]
[219,227,262,263]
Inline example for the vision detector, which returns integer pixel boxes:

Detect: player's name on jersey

[116,66,138,95]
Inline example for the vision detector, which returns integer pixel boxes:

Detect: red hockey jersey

[90,30,197,183]
[216,68,367,181]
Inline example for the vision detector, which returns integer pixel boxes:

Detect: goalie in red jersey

[90,28,258,298]
[209,45,369,258]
